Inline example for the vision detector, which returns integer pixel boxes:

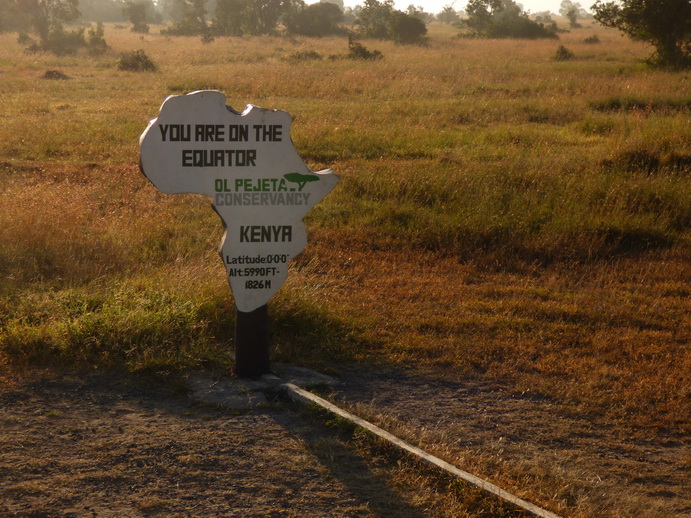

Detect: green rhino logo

[284,172,320,191]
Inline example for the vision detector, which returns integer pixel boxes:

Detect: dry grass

[0,21,689,516]
[289,235,690,432]
[1,20,688,417]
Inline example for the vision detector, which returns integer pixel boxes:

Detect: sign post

[139,90,338,377]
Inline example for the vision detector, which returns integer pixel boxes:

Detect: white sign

[139,90,338,312]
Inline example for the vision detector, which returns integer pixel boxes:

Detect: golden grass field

[0,19,689,517]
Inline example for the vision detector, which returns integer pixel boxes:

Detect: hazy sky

[331,0,583,15]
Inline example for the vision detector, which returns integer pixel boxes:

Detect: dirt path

[1,367,688,517]
[0,370,414,518]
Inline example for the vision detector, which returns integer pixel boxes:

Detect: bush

[388,10,428,44]
[346,37,383,60]
[584,34,600,44]
[117,49,156,71]
[86,23,108,56]
[17,32,34,46]
[41,70,70,80]
[554,45,575,61]
[23,26,87,55]
[285,50,323,62]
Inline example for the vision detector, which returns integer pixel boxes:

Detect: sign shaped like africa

[140,90,338,313]
[140,90,338,376]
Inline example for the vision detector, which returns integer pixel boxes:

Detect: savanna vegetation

[0,11,689,517]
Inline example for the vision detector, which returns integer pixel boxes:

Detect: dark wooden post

[234,304,270,378]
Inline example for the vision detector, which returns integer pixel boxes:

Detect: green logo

[283,172,319,191]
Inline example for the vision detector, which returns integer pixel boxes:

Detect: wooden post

[234,304,270,378]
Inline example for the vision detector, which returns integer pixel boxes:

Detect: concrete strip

[283,382,562,518]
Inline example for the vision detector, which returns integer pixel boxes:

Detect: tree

[437,4,461,23]
[158,0,186,22]
[533,10,554,23]
[79,0,129,22]
[354,0,426,43]
[559,0,588,18]
[123,1,149,33]
[463,0,558,38]
[592,0,690,67]
[212,0,294,36]
[242,0,290,35]
[162,0,208,35]
[560,0,588,28]
[85,21,108,55]
[320,0,342,8]
[405,4,432,22]
[13,0,95,54]
[1,0,30,32]
[355,0,394,38]
[16,0,80,45]
[389,9,427,44]
[284,0,344,36]
[213,0,246,35]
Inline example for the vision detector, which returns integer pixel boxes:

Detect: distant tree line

[157,0,429,43]
[0,0,445,42]
[459,0,559,39]
[2,0,111,54]
[3,0,686,68]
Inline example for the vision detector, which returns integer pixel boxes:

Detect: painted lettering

[228,125,249,142]
[159,124,191,142]
[253,124,283,142]
[214,192,311,206]
[239,225,293,243]
[182,149,257,167]
[233,178,288,192]
[195,124,225,142]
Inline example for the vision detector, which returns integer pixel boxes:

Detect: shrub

[613,149,661,174]
[13,0,82,54]
[23,26,87,56]
[584,34,600,44]
[41,70,69,80]
[117,49,156,71]
[388,10,428,45]
[17,32,34,46]
[346,37,383,60]
[86,23,108,56]
[554,45,575,61]
[285,50,323,62]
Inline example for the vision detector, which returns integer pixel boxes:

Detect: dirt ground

[0,366,688,518]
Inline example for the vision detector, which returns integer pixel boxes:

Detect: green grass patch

[590,96,691,112]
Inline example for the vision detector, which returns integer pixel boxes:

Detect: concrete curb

[283,382,562,518]
[187,367,562,518]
